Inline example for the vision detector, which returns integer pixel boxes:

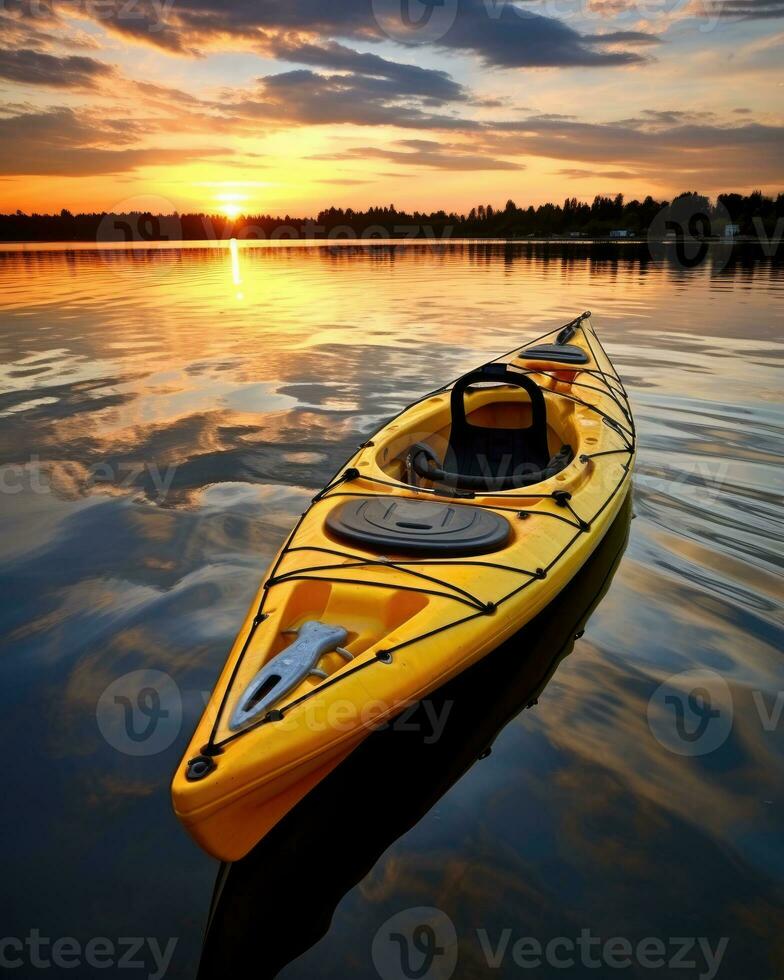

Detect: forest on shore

[1,191,781,243]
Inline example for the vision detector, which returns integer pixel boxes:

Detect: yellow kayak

[199,493,631,974]
[172,311,635,860]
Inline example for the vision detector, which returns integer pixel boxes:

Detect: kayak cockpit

[377,361,579,494]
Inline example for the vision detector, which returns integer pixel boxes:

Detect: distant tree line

[1,191,781,242]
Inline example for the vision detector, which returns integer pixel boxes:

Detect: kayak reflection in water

[198,490,632,980]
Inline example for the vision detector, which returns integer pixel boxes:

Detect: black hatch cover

[325,496,510,556]
[519,343,589,364]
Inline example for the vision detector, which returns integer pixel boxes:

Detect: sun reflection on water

[229,237,243,301]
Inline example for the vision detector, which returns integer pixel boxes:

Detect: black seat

[409,362,573,492]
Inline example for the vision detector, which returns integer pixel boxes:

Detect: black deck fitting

[186,755,217,781]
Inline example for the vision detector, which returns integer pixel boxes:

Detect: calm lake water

[0,241,782,979]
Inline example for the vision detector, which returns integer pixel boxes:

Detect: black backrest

[448,363,550,468]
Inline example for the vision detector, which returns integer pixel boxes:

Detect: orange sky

[0,1,782,216]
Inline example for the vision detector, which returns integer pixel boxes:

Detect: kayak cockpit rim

[347,316,633,501]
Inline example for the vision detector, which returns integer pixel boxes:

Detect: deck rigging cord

[201,314,635,756]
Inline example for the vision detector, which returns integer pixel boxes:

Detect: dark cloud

[227,69,478,129]
[0,107,228,176]
[14,0,653,67]
[129,67,470,136]
[640,108,716,125]
[432,7,652,66]
[482,116,784,185]
[584,31,662,44]
[121,41,473,133]
[268,39,467,103]
[289,106,783,185]
[706,0,784,17]
[56,0,196,54]
[0,48,115,88]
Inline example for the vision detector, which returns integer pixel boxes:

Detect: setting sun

[215,192,248,219]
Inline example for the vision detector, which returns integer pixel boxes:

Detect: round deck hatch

[325,496,510,556]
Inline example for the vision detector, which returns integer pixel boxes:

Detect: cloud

[0,5,108,52]
[315,177,375,185]
[226,69,478,129]
[106,40,473,134]
[63,0,195,54]
[639,108,717,125]
[483,115,784,186]
[705,0,784,17]
[0,49,115,88]
[556,168,641,179]
[133,79,219,111]
[1,2,779,199]
[431,7,654,67]
[584,31,662,45]
[268,39,467,103]
[0,8,59,48]
[15,0,655,68]
[0,107,228,176]
[313,138,521,171]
